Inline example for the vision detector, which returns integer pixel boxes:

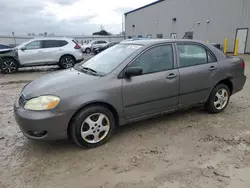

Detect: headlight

[24,96,60,111]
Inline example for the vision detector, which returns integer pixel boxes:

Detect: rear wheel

[205,84,230,113]
[85,48,91,53]
[70,106,116,148]
[59,55,75,69]
[0,58,18,74]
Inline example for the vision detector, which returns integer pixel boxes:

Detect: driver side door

[18,40,44,65]
[122,44,179,120]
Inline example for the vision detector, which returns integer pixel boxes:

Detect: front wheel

[205,84,230,113]
[59,55,75,69]
[70,106,116,148]
[0,58,18,74]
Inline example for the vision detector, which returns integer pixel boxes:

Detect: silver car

[1,37,84,74]
[14,39,246,148]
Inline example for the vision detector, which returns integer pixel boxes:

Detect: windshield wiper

[79,66,106,76]
[81,67,97,74]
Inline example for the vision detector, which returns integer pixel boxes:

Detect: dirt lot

[1,55,250,188]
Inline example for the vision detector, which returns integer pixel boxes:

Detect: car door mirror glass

[20,47,26,51]
[125,67,143,78]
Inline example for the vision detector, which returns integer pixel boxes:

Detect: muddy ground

[0,55,250,188]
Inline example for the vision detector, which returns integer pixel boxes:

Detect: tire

[0,58,18,74]
[59,55,75,69]
[205,84,230,113]
[70,105,116,148]
[85,48,91,53]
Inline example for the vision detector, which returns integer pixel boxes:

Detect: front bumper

[14,104,71,140]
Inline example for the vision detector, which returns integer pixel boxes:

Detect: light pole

[12,32,16,45]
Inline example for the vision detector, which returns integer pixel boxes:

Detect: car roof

[121,39,207,46]
[30,37,73,41]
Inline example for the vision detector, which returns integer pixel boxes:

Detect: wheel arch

[59,54,76,62]
[215,78,233,95]
[67,101,119,139]
[1,56,20,66]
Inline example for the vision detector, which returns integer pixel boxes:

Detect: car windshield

[81,44,142,74]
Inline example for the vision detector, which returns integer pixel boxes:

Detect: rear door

[18,40,44,65]
[42,40,65,63]
[122,44,179,120]
[177,43,219,108]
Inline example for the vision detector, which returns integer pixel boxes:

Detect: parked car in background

[82,40,109,53]
[92,42,118,55]
[120,37,151,43]
[14,39,246,148]
[2,37,85,74]
[0,43,13,50]
[0,48,19,73]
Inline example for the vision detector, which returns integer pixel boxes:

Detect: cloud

[0,0,154,35]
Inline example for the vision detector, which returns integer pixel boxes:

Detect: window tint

[98,41,107,44]
[0,44,10,49]
[60,40,68,46]
[129,45,173,75]
[25,41,42,50]
[207,50,217,63]
[43,40,61,48]
[177,44,209,67]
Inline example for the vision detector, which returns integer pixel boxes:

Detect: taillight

[74,43,81,49]
[72,40,81,49]
[242,60,245,69]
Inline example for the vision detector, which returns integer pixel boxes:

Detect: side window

[99,41,107,44]
[25,41,42,50]
[60,40,68,47]
[0,44,5,49]
[129,45,174,75]
[177,44,208,67]
[207,50,217,63]
[43,40,61,48]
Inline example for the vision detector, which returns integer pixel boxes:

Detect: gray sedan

[14,39,246,148]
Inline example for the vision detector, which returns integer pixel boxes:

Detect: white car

[11,37,84,73]
[82,40,109,53]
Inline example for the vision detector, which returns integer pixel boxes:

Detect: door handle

[209,66,217,71]
[166,73,177,79]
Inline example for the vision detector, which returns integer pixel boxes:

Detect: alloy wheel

[80,113,110,144]
[213,88,229,110]
[62,57,74,68]
[2,60,17,73]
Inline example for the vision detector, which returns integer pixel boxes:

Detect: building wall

[0,35,125,46]
[125,0,250,53]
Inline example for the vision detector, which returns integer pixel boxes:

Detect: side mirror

[20,47,26,51]
[124,67,143,78]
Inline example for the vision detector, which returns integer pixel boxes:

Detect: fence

[0,35,125,46]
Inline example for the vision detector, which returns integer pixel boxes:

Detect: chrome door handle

[166,73,177,79]
[209,66,217,71]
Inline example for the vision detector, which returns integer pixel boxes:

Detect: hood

[22,68,100,99]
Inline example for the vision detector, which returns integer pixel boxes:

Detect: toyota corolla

[14,39,246,148]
